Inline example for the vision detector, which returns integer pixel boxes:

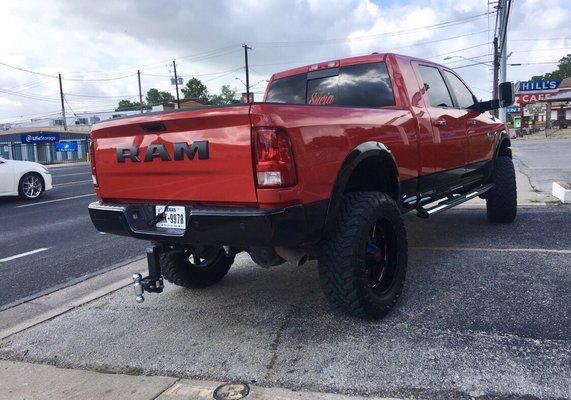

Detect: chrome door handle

[486,131,496,141]
[434,119,446,127]
[467,119,477,126]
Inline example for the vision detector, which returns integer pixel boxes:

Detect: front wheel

[486,156,517,223]
[18,173,44,200]
[160,246,235,289]
[318,192,408,319]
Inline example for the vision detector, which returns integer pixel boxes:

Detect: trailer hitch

[132,245,164,303]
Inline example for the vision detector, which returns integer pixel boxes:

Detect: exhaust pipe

[275,246,308,267]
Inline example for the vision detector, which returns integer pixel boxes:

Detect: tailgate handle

[140,122,166,132]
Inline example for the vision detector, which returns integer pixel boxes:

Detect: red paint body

[91,53,505,208]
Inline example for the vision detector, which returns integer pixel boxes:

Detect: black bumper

[88,200,327,247]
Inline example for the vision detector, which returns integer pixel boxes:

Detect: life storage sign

[515,80,561,93]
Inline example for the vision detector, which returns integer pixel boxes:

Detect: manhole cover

[213,382,250,400]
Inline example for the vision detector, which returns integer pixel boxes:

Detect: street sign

[506,106,521,114]
[171,77,183,85]
[55,141,78,152]
[20,133,60,143]
[515,80,561,93]
[515,92,554,105]
[241,92,254,103]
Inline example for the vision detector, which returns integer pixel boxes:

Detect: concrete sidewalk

[0,360,390,400]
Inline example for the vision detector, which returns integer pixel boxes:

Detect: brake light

[89,140,98,187]
[253,127,297,188]
[308,60,340,71]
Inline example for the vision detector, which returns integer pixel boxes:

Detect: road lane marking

[54,180,93,187]
[411,246,571,254]
[0,248,50,263]
[52,172,91,178]
[16,193,96,208]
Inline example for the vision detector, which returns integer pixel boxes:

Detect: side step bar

[416,184,495,218]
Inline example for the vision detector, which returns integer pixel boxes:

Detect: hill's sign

[515,80,561,93]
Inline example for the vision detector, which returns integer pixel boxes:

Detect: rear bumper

[88,200,327,247]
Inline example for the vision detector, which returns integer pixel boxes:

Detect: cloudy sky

[1,0,570,123]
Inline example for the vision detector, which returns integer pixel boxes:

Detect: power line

[251,12,491,47]
[63,73,138,82]
[0,62,57,78]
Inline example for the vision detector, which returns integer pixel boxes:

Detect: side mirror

[469,81,514,113]
[499,81,515,107]
[470,99,501,113]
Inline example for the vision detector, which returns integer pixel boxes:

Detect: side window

[443,70,477,109]
[417,65,453,108]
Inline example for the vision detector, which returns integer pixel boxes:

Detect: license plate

[155,205,186,229]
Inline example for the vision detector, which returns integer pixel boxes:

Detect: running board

[416,184,495,218]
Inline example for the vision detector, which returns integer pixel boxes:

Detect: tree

[115,99,147,111]
[145,88,174,106]
[181,77,209,103]
[209,85,238,105]
[531,53,571,81]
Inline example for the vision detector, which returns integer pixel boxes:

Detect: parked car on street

[88,52,516,319]
[0,157,53,200]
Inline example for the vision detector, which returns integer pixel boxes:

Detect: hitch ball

[132,273,145,303]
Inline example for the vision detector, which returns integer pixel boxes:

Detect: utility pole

[497,0,511,122]
[173,60,180,109]
[137,70,143,114]
[492,37,500,117]
[242,44,252,103]
[58,73,67,131]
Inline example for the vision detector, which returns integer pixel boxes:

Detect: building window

[75,118,88,125]
[53,119,64,126]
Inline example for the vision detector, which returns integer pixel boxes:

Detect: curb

[0,360,396,400]
[0,258,145,340]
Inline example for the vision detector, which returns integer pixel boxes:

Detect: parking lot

[0,140,569,399]
[1,205,569,398]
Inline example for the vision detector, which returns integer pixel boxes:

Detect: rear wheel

[160,246,234,289]
[486,156,517,223]
[18,173,44,200]
[318,192,408,319]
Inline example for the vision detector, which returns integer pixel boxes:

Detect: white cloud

[0,0,569,122]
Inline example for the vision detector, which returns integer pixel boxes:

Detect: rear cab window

[265,62,395,108]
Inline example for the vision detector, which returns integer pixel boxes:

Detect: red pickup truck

[89,53,516,319]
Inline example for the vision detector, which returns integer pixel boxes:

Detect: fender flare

[494,130,512,159]
[323,141,400,233]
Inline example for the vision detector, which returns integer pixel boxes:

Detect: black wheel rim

[186,246,223,268]
[362,219,398,295]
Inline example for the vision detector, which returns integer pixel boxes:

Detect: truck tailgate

[91,105,257,204]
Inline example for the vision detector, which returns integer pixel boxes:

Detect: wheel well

[19,171,45,189]
[497,138,512,158]
[343,156,398,201]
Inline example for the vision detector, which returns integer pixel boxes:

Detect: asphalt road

[1,206,569,399]
[512,138,571,194]
[0,164,145,310]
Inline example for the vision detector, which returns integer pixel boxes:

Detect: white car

[0,157,53,200]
